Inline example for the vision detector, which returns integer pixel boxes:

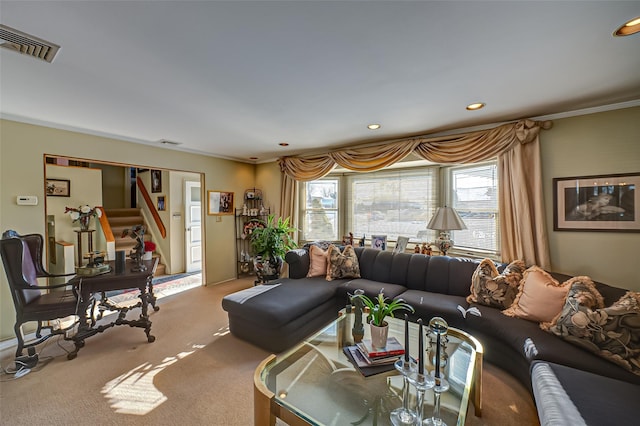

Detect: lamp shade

[426,206,467,231]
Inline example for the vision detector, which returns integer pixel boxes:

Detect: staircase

[105,208,166,276]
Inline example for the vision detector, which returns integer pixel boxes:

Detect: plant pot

[142,251,153,261]
[253,255,283,283]
[370,322,389,349]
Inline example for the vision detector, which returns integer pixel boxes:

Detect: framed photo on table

[208,190,234,215]
[553,172,640,232]
[371,235,387,250]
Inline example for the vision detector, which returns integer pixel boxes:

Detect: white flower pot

[370,322,389,349]
[142,251,153,260]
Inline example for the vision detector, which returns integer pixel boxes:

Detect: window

[346,168,438,243]
[300,179,340,241]
[449,162,499,254]
[298,162,499,256]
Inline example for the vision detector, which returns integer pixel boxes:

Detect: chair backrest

[1,230,49,277]
[0,235,42,311]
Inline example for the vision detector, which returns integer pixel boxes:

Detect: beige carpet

[0,278,539,425]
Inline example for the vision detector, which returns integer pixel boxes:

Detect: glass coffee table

[254,308,483,426]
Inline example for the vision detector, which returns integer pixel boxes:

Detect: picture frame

[46,178,70,197]
[393,236,409,254]
[208,190,234,215]
[553,172,639,232]
[157,196,166,211]
[371,235,387,250]
[151,169,162,193]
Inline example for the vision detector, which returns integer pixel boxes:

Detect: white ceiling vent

[159,139,183,146]
[0,24,60,63]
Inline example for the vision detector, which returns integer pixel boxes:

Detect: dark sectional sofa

[222,246,639,425]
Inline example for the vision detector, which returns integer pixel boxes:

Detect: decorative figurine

[349,289,365,342]
[121,225,147,272]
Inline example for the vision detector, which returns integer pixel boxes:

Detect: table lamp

[426,206,466,256]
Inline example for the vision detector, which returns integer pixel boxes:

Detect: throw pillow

[467,259,526,309]
[540,276,603,331]
[307,244,329,277]
[502,266,571,323]
[546,290,640,376]
[326,244,361,281]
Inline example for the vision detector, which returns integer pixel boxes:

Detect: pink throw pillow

[502,266,570,323]
[307,245,329,277]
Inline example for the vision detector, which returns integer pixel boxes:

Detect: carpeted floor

[0,277,539,425]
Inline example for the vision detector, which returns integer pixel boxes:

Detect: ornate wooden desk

[67,258,159,359]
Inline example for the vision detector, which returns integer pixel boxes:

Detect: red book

[357,336,405,358]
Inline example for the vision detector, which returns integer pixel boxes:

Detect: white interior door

[185,181,202,273]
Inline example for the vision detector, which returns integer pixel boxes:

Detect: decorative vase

[142,251,153,261]
[79,215,91,231]
[253,255,283,283]
[370,322,389,349]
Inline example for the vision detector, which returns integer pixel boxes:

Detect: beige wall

[540,106,640,291]
[0,119,255,341]
[256,162,282,217]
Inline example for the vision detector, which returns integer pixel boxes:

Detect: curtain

[278,119,552,268]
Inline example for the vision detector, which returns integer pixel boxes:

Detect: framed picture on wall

[151,169,162,193]
[157,196,166,211]
[553,172,640,232]
[208,190,234,215]
[46,179,70,197]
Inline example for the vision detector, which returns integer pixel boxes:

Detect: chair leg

[14,323,25,358]
[36,321,43,338]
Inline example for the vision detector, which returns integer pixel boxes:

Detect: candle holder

[407,370,435,425]
[425,317,450,426]
[390,358,418,426]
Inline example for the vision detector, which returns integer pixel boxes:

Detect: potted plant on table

[250,214,297,283]
[352,291,414,348]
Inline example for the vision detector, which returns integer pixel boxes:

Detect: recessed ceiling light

[279,142,289,147]
[466,102,485,111]
[367,124,381,130]
[613,16,640,36]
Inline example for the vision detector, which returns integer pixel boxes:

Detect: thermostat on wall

[17,195,38,205]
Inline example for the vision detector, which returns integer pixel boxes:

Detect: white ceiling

[1,1,639,163]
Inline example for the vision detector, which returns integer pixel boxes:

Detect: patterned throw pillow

[540,277,604,330]
[307,244,329,277]
[467,259,526,308]
[546,290,640,376]
[502,266,571,323]
[326,244,361,281]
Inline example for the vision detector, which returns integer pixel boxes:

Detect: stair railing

[96,206,116,261]
[137,176,167,239]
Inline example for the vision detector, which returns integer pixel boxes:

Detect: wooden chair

[0,230,78,359]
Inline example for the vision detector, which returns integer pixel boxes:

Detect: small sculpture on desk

[342,232,354,246]
[421,243,433,256]
[121,225,147,272]
[349,289,366,342]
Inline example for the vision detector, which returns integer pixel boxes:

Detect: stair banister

[136,176,167,239]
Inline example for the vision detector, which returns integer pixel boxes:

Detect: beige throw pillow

[502,266,570,323]
[307,245,329,277]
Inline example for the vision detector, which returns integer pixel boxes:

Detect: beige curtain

[278,119,552,268]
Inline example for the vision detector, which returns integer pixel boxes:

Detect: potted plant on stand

[250,214,297,284]
[352,292,414,348]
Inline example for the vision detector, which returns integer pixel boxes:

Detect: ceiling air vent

[0,24,60,63]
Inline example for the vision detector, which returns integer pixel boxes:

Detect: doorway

[44,155,204,284]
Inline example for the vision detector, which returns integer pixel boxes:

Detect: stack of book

[344,336,405,376]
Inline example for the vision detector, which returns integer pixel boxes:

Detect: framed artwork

[46,179,70,197]
[393,236,409,254]
[553,172,639,232]
[208,190,234,215]
[151,169,162,193]
[157,196,166,211]
[371,235,387,250]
